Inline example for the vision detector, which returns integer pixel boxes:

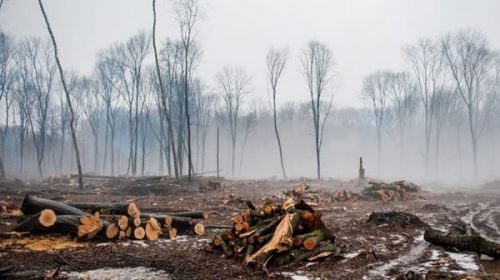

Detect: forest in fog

[0,0,499,184]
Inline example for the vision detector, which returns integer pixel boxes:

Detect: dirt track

[1,178,500,280]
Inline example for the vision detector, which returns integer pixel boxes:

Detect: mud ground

[1,178,500,280]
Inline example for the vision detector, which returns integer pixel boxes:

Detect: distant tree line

[0,1,498,182]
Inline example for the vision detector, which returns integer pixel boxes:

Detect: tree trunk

[216,126,219,178]
[271,90,287,180]
[39,0,84,190]
[152,0,178,180]
[0,154,5,180]
[424,228,500,259]
[20,194,87,216]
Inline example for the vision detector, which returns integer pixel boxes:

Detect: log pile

[14,194,206,241]
[362,180,422,202]
[330,190,359,202]
[208,198,336,269]
[284,185,323,205]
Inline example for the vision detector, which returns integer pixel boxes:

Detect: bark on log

[424,228,500,259]
[141,211,209,220]
[20,194,86,216]
[15,214,80,234]
[168,216,205,235]
[68,202,130,214]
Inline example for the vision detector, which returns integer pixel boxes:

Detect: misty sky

[1,0,500,108]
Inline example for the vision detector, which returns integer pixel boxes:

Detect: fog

[0,0,499,185]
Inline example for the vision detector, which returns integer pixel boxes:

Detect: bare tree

[160,40,183,178]
[153,0,179,179]
[361,71,390,171]
[432,87,456,176]
[96,53,120,175]
[266,47,288,180]
[0,32,14,180]
[38,0,84,190]
[216,66,250,178]
[404,38,446,176]
[13,52,32,178]
[386,71,417,167]
[111,32,150,176]
[81,77,103,173]
[21,38,56,177]
[238,111,256,177]
[301,41,334,180]
[174,0,202,180]
[441,30,499,177]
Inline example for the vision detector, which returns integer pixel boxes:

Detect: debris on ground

[362,180,423,202]
[0,235,86,251]
[208,198,336,269]
[13,194,207,241]
[368,211,428,228]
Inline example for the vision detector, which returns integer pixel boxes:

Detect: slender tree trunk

[376,125,381,176]
[467,108,478,178]
[110,122,115,176]
[272,95,287,180]
[19,134,24,178]
[435,128,441,178]
[94,131,98,173]
[0,153,5,180]
[59,123,65,174]
[133,79,140,176]
[216,126,219,178]
[38,0,84,190]
[103,107,109,175]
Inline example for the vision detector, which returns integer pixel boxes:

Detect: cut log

[166,226,177,239]
[125,227,132,238]
[145,222,160,241]
[133,226,145,240]
[106,223,119,239]
[148,217,162,232]
[127,202,140,218]
[39,209,57,227]
[303,229,326,251]
[20,194,86,216]
[161,211,208,219]
[15,214,79,234]
[424,228,500,259]
[193,223,205,236]
[132,217,142,227]
[78,212,104,239]
[68,202,130,214]
[169,216,205,235]
[118,230,126,240]
[245,212,301,266]
[118,215,129,230]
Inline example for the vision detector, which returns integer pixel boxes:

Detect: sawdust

[0,235,86,251]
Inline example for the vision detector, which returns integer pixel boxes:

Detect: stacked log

[330,190,359,202]
[208,198,335,268]
[284,185,323,204]
[362,180,422,202]
[14,194,207,241]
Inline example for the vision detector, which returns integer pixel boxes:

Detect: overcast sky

[1,0,500,108]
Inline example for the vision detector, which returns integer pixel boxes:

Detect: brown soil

[1,178,500,279]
